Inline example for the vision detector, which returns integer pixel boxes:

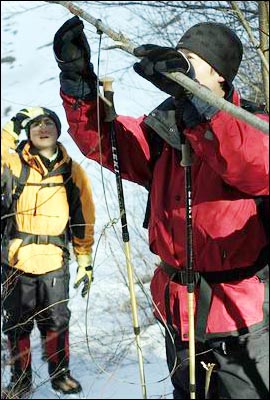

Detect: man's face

[29,116,58,151]
[181,50,225,94]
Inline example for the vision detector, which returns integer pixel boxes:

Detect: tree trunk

[259,2,269,111]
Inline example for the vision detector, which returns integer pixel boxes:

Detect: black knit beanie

[23,107,62,138]
[176,22,243,83]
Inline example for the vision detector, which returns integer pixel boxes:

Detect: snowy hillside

[1,1,173,399]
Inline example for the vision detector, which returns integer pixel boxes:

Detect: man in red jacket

[53,17,269,399]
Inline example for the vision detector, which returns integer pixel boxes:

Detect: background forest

[1,1,268,399]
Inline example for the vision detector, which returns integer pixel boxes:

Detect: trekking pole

[101,77,147,400]
[181,136,196,399]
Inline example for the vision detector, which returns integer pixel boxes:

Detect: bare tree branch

[45,1,269,134]
[229,1,269,73]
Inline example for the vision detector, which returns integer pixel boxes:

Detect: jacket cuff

[76,253,93,268]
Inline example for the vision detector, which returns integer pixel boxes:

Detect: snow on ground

[1,1,173,398]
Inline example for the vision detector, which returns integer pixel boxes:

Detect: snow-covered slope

[1,1,172,398]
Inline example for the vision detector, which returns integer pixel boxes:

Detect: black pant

[2,264,71,335]
[2,265,71,379]
[165,326,269,399]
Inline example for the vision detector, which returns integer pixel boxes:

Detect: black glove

[133,44,195,98]
[53,16,97,99]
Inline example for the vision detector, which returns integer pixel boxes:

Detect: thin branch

[229,1,269,73]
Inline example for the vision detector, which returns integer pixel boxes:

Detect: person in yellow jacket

[1,107,95,398]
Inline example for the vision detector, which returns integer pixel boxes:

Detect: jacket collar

[144,87,238,151]
[18,141,71,176]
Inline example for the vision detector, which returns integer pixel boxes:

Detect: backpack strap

[143,192,152,229]
[10,231,69,248]
[3,157,73,252]
[1,158,31,241]
[45,158,73,204]
[62,158,73,209]
[240,98,266,115]
[13,158,31,204]
[143,131,164,229]
[161,255,269,342]
[21,159,73,249]
[60,158,73,242]
[143,97,269,237]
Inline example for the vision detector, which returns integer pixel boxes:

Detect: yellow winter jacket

[1,121,95,274]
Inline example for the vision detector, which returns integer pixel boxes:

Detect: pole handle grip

[101,76,114,92]
[101,77,117,122]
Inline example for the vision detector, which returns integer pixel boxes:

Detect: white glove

[74,253,93,297]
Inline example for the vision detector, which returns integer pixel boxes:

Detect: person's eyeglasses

[30,118,55,129]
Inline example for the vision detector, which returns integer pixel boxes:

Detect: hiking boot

[3,334,32,399]
[51,370,82,394]
[1,379,32,399]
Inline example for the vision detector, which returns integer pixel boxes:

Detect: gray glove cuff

[182,94,219,128]
[59,68,97,100]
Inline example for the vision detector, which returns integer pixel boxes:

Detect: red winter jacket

[61,89,269,340]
